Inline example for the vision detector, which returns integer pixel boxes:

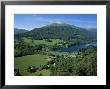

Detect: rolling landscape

[14,14,97,76]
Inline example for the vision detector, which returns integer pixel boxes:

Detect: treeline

[14,40,49,57]
[14,39,61,57]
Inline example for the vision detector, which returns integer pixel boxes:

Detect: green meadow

[14,54,49,76]
[23,37,64,46]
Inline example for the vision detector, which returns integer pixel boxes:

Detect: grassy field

[14,51,70,76]
[30,69,50,76]
[14,54,49,76]
[23,37,64,46]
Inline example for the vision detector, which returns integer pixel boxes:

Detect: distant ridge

[15,22,96,42]
[14,28,28,34]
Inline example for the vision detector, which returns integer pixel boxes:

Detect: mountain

[14,28,28,34]
[15,23,96,41]
[87,28,97,38]
[86,28,97,32]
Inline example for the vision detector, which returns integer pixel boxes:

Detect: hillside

[14,28,28,34]
[15,23,96,42]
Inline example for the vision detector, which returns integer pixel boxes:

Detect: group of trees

[14,69,22,76]
[14,39,53,57]
[26,57,56,74]
[49,46,97,76]
[15,43,42,57]
[14,38,68,57]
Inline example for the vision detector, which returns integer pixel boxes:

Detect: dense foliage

[49,46,97,76]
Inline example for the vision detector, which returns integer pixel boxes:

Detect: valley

[14,22,97,76]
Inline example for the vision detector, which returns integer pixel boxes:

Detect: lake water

[55,41,97,52]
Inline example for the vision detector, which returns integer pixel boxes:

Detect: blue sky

[14,14,97,31]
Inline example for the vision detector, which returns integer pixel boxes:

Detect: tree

[27,66,37,73]
[14,68,22,76]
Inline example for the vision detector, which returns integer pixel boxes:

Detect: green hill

[14,28,28,34]
[15,23,96,42]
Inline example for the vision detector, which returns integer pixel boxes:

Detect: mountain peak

[52,21,64,24]
[49,22,70,26]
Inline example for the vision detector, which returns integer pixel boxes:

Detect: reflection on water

[55,41,97,52]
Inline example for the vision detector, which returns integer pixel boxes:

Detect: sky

[14,14,97,31]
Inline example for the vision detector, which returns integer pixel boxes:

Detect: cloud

[23,14,64,23]
[34,17,64,24]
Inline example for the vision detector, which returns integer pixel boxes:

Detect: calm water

[55,41,97,52]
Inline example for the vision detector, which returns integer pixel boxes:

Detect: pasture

[23,37,64,46]
[14,54,49,76]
